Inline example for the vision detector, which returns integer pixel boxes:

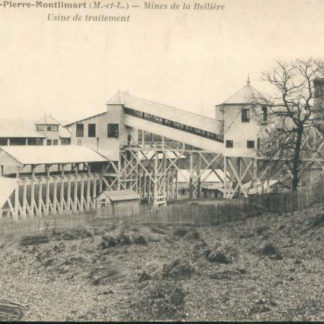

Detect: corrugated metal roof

[98,190,140,202]
[0,145,108,166]
[177,169,229,183]
[35,114,61,125]
[0,177,18,209]
[222,82,265,105]
[243,179,284,194]
[0,119,45,138]
[107,92,220,134]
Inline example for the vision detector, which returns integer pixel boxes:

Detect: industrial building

[0,114,71,147]
[0,79,324,219]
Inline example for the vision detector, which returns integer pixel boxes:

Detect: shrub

[260,243,283,260]
[162,258,195,279]
[133,280,185,320]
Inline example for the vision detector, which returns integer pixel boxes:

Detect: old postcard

[0,0,323,321]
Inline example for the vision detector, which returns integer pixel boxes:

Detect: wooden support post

[45,176,50,215]
[73,176,78,212]
[99,176,103,193]
[86,175,91,210]
[237,157,241,196]
[189,152,194,200]
[93,177,97,200]
[14,183,19,220]
[59,164,64,176]
[153,153,158,205]
[224,156,229,198]
[38,178,43,216]
[117,160,121,191]
[22,180,27,219]
[30,178,35,217]
[53,177,57,214]
[67,177,72,211]
[197,153,201,199]
[80,177,85,211]
[60,177,65,213]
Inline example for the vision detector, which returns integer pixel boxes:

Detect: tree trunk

[291,127,303,191]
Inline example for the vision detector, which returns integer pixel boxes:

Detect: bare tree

[260,59,324,191]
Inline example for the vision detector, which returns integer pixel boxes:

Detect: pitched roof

[0,119,45,138]
[0,145,107,166]
[35,114,61,125]
[58,126,71,138]
[222,81,265,105]
[107,92,220,134]
[177,169,230,183]
[64,111,106,127]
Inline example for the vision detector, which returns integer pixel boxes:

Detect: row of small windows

[0,138,70,146]
[225,140,257,149]
[76,123,119,139]
[36,125,59,132]
[46,138,71,145]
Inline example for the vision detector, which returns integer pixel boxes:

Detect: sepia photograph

[0,0,323,321]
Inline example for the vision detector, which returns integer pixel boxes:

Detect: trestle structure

[0,145,117,219]
[119,143,260,203]
[1,173,108,219]
[118,123,324,204]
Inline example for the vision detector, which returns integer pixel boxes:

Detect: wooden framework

[119,124,324,204]
[2,123,324,217]
[0,173,111,219]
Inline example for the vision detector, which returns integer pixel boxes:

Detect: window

[47,125,58,131]
[241,108,250,122]
[76,124,84,137]
[247,140,255,149]
[226,140,233,148]
[257,138,261,150]
[61,138,71,145]
[262,105,268,122]
[88,124,96,138]
[107,123,119,138]
[36,138,43,146]
[47,139,52,146]
[28,138,37,145]
[10,138,26,145]
[53,139,58,145]
[36,125,45,131]
[0,138,8,145]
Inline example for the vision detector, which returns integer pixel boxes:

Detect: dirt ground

[0,204,323,321]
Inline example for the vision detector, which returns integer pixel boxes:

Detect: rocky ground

[0,204,323,321]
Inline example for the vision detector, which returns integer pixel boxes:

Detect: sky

[0,0,324,122]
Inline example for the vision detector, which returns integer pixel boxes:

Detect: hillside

[0,205,323,321]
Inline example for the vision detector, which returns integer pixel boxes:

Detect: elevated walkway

[108,92,224,152]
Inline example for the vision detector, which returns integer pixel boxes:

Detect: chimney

[313,78,324,120]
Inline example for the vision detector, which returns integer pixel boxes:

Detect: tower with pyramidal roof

[215,78,268,157]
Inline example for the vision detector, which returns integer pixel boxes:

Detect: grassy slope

[0,205,323,321]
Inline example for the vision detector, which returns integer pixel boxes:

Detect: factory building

[0,114,71,147]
